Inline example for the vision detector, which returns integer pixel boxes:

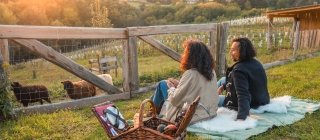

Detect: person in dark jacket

[217,37,270,120]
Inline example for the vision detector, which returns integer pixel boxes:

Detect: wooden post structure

[0,39,9,64]
[293,18,300,57]
[267,18,273,50]
[216,23,228,78]
[209,24,217,71]
[122,34,139,92]
[13,39,122,94]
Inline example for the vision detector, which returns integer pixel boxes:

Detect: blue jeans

[218,95,225,107]
[217,77,226,88]
[217,77,226,107]
[151,80,168,113]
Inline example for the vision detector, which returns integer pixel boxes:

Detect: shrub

[0,61,14,121]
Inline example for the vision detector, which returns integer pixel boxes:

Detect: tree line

[1,0,318,28]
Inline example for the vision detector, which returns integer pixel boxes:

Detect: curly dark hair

[232,37,256,62]
[180,39,215,81]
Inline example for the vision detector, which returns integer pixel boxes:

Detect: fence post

[0,39,9,64]
[209,24,217,71]
[293,19,300,58]
[122,31,139,93]
[216,23,228,78]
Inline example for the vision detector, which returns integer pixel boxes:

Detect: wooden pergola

[266,4,320,56]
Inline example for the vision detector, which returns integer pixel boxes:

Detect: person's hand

[166,80,175,88]
[167,78,179,88]
[217,85,224,95]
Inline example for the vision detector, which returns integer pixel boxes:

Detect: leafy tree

[12,0,50,25]
[77,0,92,26]
[91,0,112,27]
[196,2,225,20]
[175,5,196,23]
[103,0,141,27]
[243,0,252,10]
[62,7,81,26]
[250,0,268,8]
[141,4,176,25]
[0,3,18,24]
[51,19,64,26]
[276,0,291,9]
[194,16,208,23]
[240,8,264,17]
[224,3,241,18]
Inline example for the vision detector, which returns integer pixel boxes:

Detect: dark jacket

[223,58,270,120]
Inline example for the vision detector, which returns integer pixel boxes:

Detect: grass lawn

[1,56,320,139]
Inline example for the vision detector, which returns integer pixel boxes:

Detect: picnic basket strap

[138,99,157,127]
[175,96,200,137]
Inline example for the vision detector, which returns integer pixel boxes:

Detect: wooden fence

[0,23,228,114]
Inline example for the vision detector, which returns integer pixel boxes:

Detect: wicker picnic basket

[92,96,200,140]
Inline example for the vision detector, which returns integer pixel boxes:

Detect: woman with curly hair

[151,39,219,124]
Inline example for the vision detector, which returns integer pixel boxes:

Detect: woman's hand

[217,85,224,95]
[167,78,179,88]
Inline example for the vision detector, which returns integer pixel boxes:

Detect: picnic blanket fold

[187,96,320,140]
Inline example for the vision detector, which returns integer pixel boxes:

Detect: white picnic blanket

[188,96,320,139]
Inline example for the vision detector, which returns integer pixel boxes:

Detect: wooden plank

[267,14,297,18]
[290,19,297,48]
[293,21,300,57]
[14,93,130,115]
[99,56,117,63]
[216,23,228,78]
[100,66,118,71]
[13,83,161,115]
[138,36,181,62]
[315,29,320,48]
[303,30,307,48]
[122,37,139,92]
[13,39,122,94]
[309,30,314,48]
[216,24,222,77]
[128,37,139,91]
[122,40,130,92]
[128,23,217,36]
[0,39,9,64]
[0,25,127,39]
[209,23,217,63]
[89,59,98,63]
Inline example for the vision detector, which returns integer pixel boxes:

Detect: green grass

[250,56,320,139]
[1,56,320,139]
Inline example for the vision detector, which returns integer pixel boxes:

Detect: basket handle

[138,99,157,127]
[175,96,200,137]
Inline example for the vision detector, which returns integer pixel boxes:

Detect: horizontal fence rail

[0,25,127,39]
[127,23,217,36]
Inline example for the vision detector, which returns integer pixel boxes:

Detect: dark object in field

[11,82,52,107]
[61,80,96,99]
